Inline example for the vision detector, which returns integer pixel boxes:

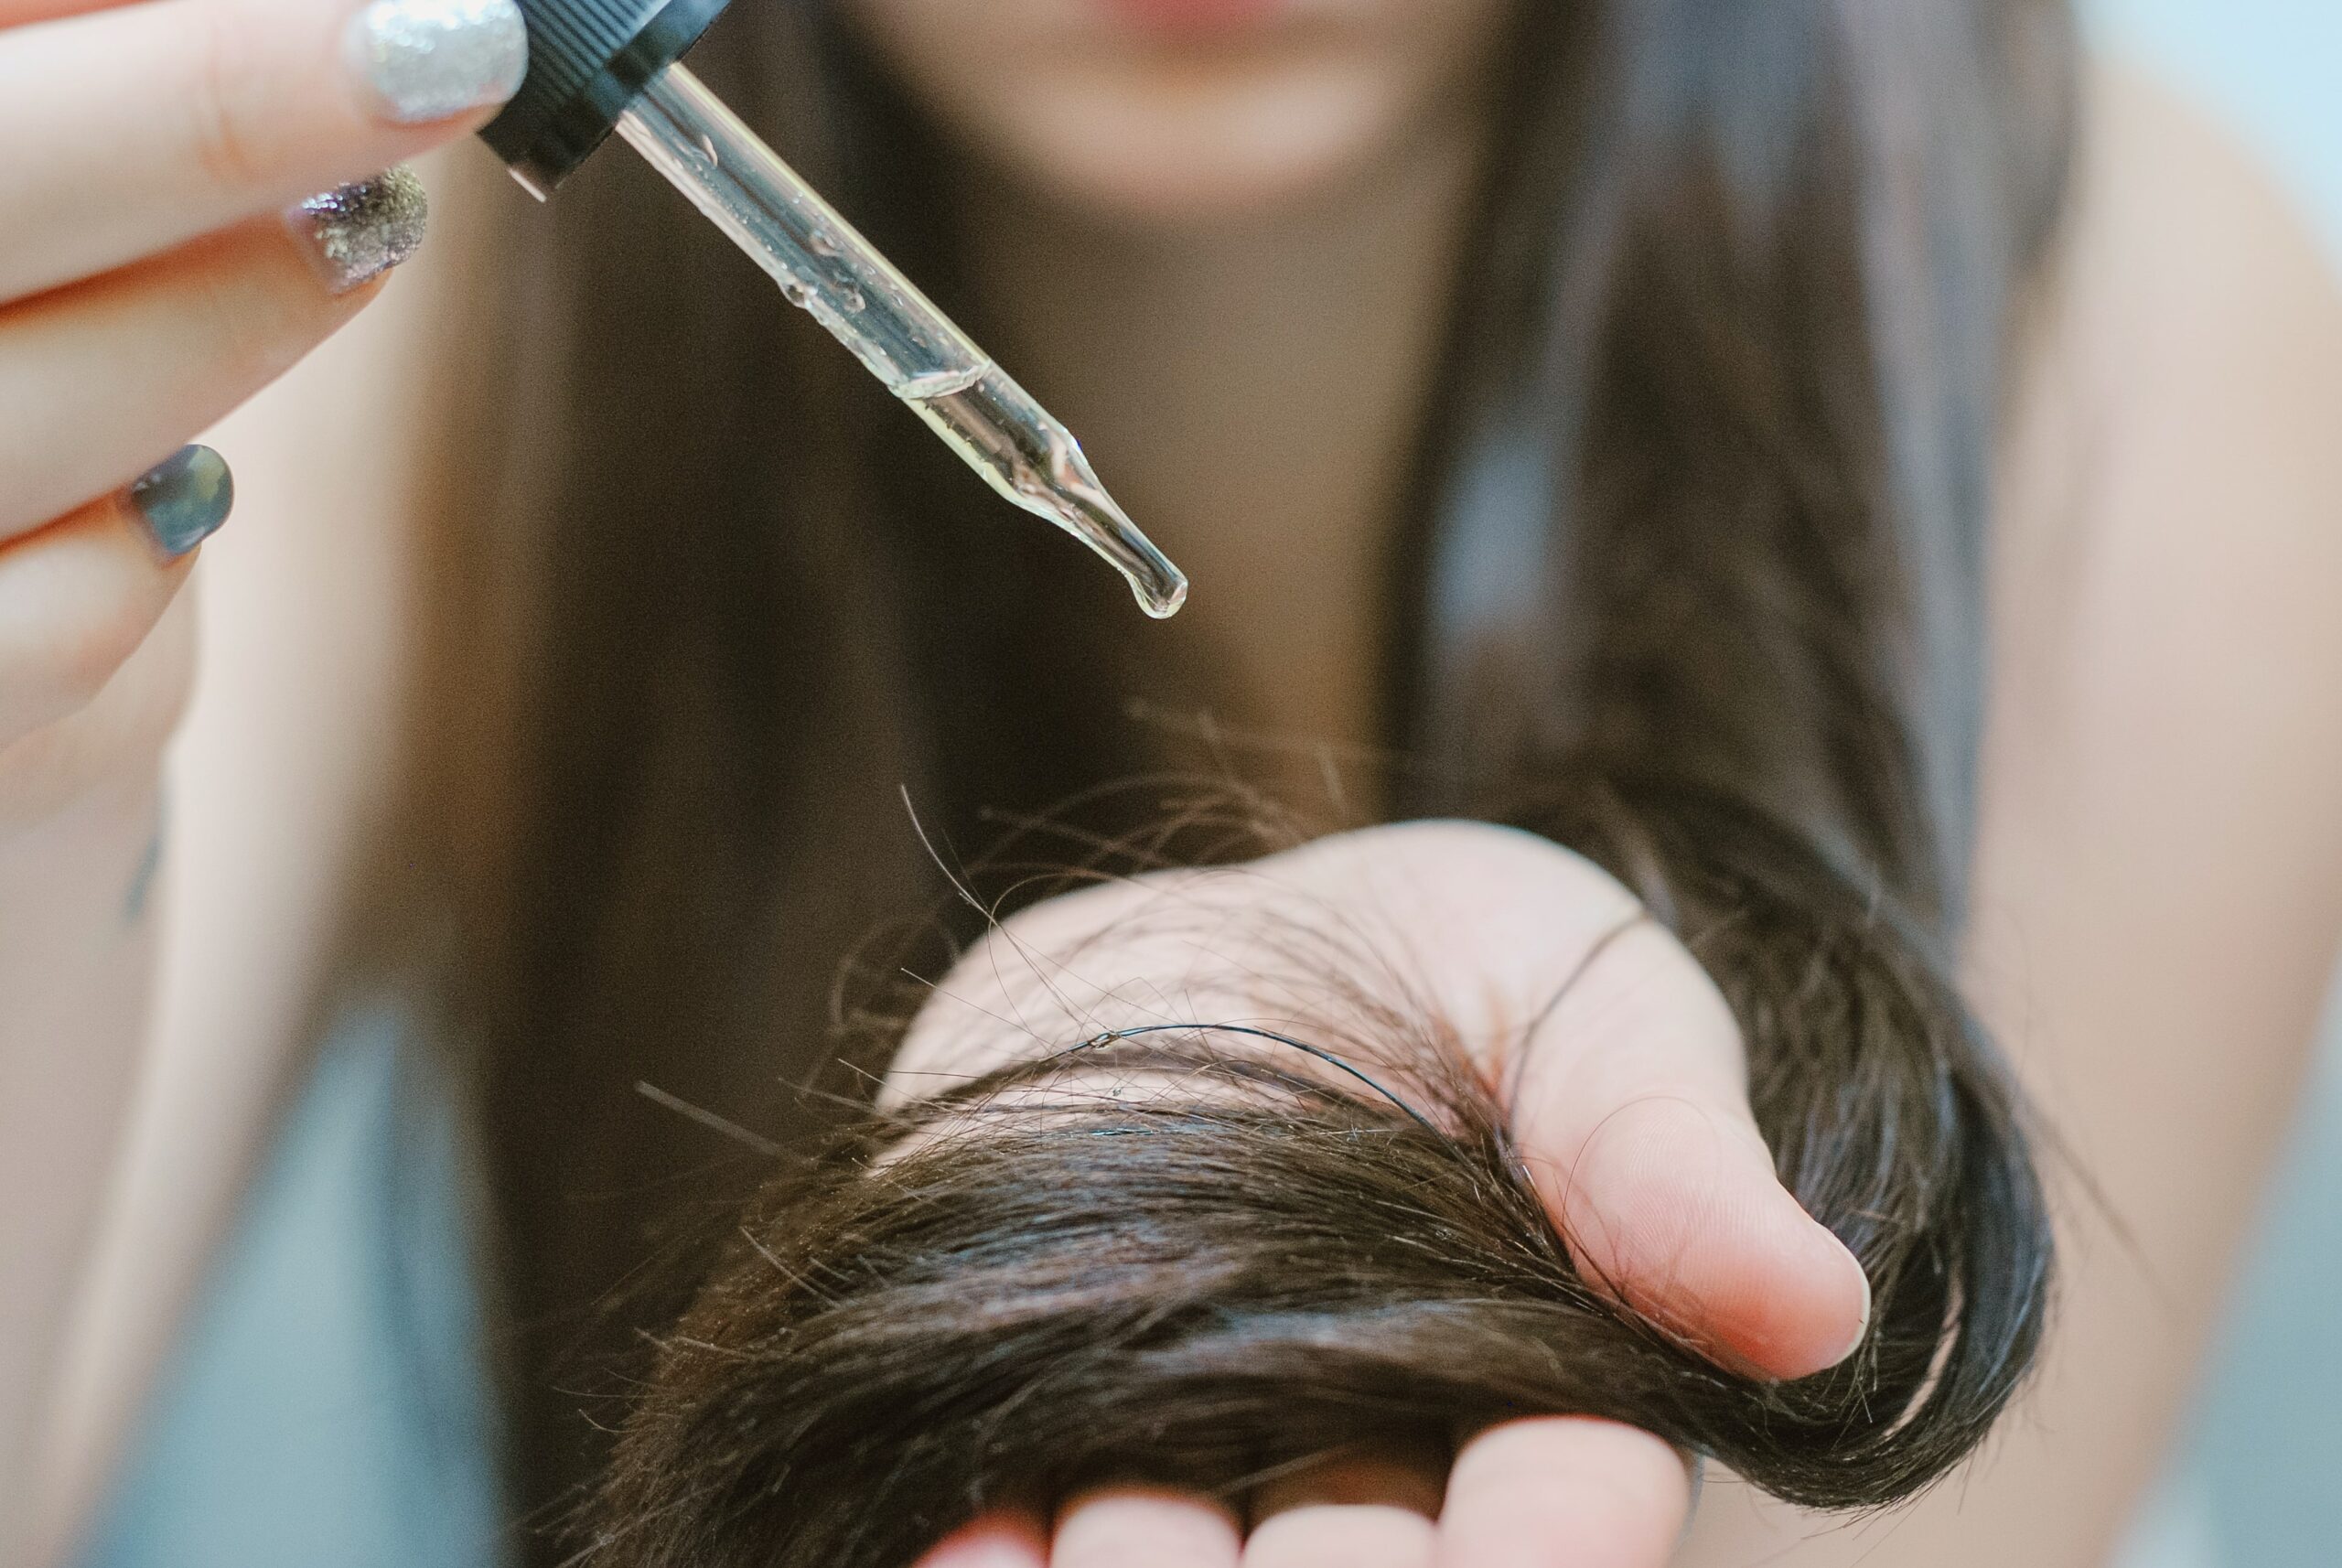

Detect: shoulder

[2067,62,2341,359]
[1995,59,2342,792]
[2018,60,2342,589]
[1982,58,2342,977]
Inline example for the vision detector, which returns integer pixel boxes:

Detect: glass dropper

[608,65,1187,618]
[476,0,1185,618]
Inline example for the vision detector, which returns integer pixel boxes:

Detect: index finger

[0,0,523,302]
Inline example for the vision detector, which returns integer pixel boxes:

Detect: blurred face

[844,0,1515,222]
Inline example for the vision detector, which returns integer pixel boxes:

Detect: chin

[978,68,1418,224]
[846,0,1506,228]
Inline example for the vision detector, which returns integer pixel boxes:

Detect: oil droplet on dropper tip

[897,362,1188,618]
[1140,571,1189,618]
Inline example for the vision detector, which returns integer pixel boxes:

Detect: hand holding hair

[883,821,1871,1568]
[886,820,1873,1384]
[588,801,2048,1568]
[885,828,1874,1563]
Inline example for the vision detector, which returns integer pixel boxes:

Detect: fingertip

[1243,1505,1435,1568]
[285,166,429,296]
[1709,1186,1872,1380]
[1783,1217,1874,1378]
[1054,1487,1242,1568]
[127,445,234,560]
[1541,1095,1871,1381]
[1439,1419,1692,1568]
[342,0,530,129]
[918,1511,1048,1568]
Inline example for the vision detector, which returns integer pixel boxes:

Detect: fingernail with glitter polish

[344,0,528,126]
[289,166,429,294]
[131,446,234,559]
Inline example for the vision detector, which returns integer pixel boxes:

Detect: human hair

[386,0,2079,1552]
[579,781,2054,1564]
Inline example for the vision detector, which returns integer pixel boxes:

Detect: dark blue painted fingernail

[129,446,233,557]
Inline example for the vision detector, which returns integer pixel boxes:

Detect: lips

[1097,0,1286,38]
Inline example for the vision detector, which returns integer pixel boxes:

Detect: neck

[957,124,1487,763]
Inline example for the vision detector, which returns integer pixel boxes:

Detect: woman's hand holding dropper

[887,820,1873,1568]
[0,0,521,1544]
[0,0,524,828]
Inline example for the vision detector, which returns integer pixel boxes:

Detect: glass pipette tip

[615,64,1187,618]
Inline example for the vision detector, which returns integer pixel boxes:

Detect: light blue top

[82,5,2342,1563]
[81,1004,505,1568]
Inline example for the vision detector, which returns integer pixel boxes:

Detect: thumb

[1507,918,1870,1381]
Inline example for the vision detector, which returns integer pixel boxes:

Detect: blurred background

[2080,5,2342,1566]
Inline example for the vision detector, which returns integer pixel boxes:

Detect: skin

[0,0,517,1554]
[1,4,2337,1568]
[883,821,1785,1565]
